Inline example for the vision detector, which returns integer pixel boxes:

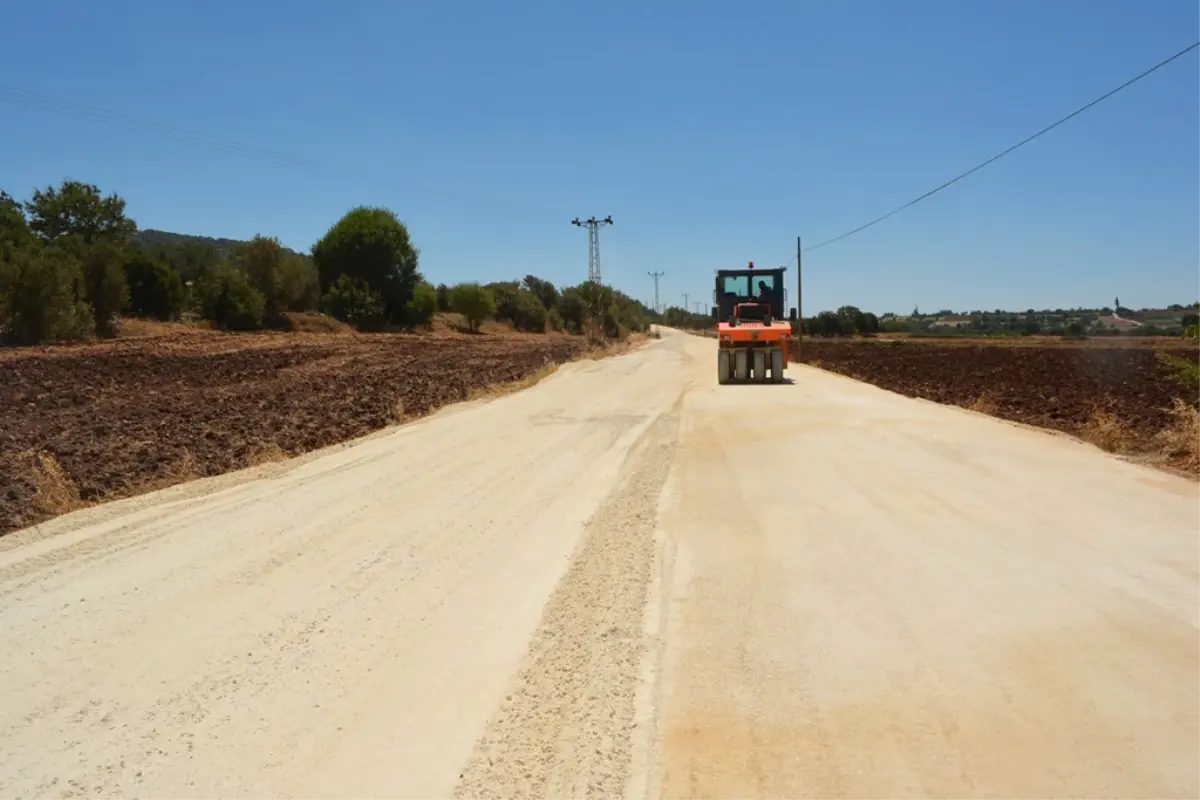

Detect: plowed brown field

[0,329,597,535]
[794,339,1199,471]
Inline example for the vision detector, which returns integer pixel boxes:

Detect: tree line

[0,179,654,346]
[657,303,882,337]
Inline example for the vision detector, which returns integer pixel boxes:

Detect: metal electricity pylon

[571,216,613,284]
[648,270,665,312]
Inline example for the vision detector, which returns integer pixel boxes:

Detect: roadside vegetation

[0,177,665,535]
[0,179,654,346]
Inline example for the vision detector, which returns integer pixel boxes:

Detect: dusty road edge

[797,362,1200,481]
[623,450,680,800]
[452,396,682,799]
[0,337,651,554]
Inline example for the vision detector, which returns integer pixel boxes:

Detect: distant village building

[929,315,973,330]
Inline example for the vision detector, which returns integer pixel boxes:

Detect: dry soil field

[793,337,1199,473]
[0,325,606,535]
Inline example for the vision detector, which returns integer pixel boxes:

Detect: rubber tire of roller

[771,347,785,382]
[752,349,766,382]
[734,349,749,381]
[717,350,731,384]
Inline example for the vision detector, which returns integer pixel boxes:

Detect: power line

[0,82,562,216]
[801,40,1200,255]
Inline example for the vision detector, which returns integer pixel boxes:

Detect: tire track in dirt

[452,399,682,800]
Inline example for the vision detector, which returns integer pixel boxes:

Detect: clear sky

[1,0,1196,315]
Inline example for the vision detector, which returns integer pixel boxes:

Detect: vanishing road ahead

[1,329,1196,799]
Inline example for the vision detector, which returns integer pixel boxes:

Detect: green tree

[0,245,93,344]
[321,274,386,331]
[487,280,547,332]
[435,282,452,312]
[611,289,648,333]
[195,265,265,331]
[0,191,34,257]
[23,180,137,337]
[311,206,420,324]
[450,282,496,332]
[559,287,586,333]
[232,235,290,321]
[278,253,321,312]
[521,274,559,312]
[407,280,439,325]
[813,311,842,337]
[123,254,184,321]
[836,305,866,335]
[24,180,137,248]
[148,237,223,283]
[79,239,129,337]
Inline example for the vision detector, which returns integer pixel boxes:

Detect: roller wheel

[752,350,766,382]
[734,350,749,381]
[771,347,785,382]
[717,350,731,384]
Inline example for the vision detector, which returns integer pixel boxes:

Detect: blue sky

[1,0,1196,315]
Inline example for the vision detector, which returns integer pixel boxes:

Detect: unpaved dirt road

[2,329,1197,799]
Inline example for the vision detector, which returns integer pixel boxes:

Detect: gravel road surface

[2,329,1196,799]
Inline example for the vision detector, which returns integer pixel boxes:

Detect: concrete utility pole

[648,271,665,313]
[682,292,690,313]
[693,301,704,315]
[571,216,613,284]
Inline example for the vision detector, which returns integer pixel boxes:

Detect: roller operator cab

[710,261,798,384]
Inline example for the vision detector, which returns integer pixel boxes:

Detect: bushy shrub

[311,206,419,324]
[81,240,130,338]
[123,254,184,321]
[0,245,93,344]
[406,280,439,326]
[196,265,266,331]
[321,274,386,331]
[503,289,547,332]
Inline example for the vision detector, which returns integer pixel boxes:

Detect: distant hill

[137,228,307,259]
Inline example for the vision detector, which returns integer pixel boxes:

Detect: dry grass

[391,399,410,425]
[1083,408,1131,453]
[581,332,648,360]
[245,442,289,467]
[967,390,1001,416]
[115,317,210,338]
[17,451,86,517]
[1155,398,1200,471]
[281,312,352,334]
[479,320,517,335]
[135,451,206,495]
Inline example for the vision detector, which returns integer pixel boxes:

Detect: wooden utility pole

[796,235,803,362]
